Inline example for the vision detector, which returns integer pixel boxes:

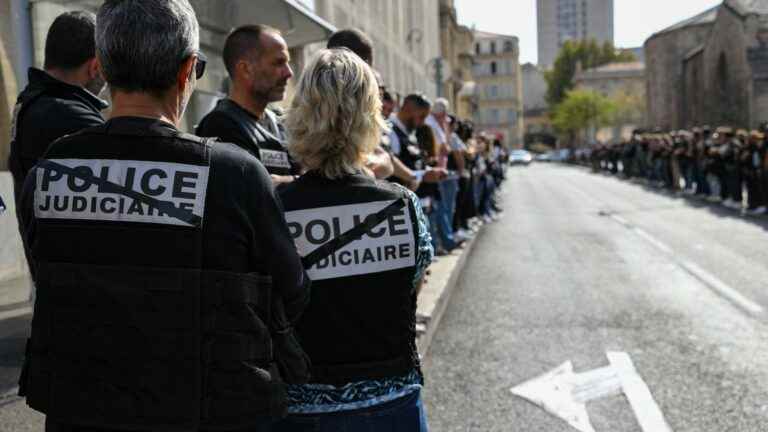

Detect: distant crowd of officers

[588,126,768,214]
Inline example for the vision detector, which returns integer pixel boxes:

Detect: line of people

[587,126,768,215]
[4,1,508,432]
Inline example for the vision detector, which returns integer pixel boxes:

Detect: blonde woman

[275,48,433,431]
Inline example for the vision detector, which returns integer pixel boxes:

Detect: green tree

[552,89,617,144]
[545,40,635,106]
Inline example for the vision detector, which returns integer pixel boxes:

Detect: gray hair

[433,97,449,114]
[96,0,200,94]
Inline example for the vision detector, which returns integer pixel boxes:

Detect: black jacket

[18,117,311,430]
[8,68,107,203]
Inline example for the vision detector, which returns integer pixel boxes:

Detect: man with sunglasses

[197,25,300,185]
[17,1,310,431]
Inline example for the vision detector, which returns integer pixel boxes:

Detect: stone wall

[645,23,713,130]
[700,6,752,127]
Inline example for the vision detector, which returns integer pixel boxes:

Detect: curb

[416,226,484,359]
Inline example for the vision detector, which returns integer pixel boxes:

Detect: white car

[509,150,533,166]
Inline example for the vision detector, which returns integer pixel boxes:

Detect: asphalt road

[423,163,768,432]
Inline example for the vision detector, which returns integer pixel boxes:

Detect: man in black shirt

[196,25,299,185]
[8,10,107,203]
[18,1,310,430]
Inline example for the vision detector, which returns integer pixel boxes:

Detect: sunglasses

[194,51,207,80]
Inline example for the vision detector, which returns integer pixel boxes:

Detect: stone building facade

[438,0,475,119]
[646,1,768,129]
[521,62,553,145]
[472,31,524,147]
[313,0,441,98]
[644,5,718,130]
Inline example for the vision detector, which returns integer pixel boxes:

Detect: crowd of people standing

[5,1,509,431]
[587,126,768,215]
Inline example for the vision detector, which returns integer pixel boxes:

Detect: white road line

[607,352,673,432]
[678,259,765,315]
[609,214,764,317]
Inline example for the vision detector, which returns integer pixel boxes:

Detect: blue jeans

[272,390,429,432]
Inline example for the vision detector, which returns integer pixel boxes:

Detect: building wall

[645,23,713,130]
[537,0,614,68]
[439,0,474,118]
[700,6,752,127]
[314,0,440,98]
[473,33,524,147]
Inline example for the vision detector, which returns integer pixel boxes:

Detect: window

[507,109,518,124]
[491,61,497,75]
[504,41,514,53]
[490,109,500,124]
[490,41,496,54]
[476,43,481,55]
[490,85,499,98]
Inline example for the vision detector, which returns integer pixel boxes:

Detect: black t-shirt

[196,99,299,176]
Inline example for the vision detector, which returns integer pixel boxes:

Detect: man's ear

[177,55,196,92]
[87,57,101,80]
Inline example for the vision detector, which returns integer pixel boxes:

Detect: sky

[454,0,722,65]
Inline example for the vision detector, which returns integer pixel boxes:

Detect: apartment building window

[490,109,500,125]
[490,61,497,75]
[504,40,514,53]
[490,41,496,54]
[489,85,499,99]
[476,43,481,55]
[507,109,518,124]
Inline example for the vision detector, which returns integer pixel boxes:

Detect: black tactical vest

[20,121,286,431]
[392,122,424,172]
[278,172,422,385]
[196,99,297,176]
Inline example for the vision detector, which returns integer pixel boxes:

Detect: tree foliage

[545,40,636,107]
[551,89,616,135]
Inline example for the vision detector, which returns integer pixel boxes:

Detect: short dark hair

[44,11,97,70]
[327,28,373,65]
[223,24,281,77]
[403,93,432,110]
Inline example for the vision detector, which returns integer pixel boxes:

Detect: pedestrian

[8,10,107,205]
[17,1,311,430]
[275,48,432,432]
[196,25,300,185]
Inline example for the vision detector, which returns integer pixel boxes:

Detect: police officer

[17,1,310,431]
[196,25,299,185]
[388,94,447,189]
[8,10,107,204]
[275,49,432,430]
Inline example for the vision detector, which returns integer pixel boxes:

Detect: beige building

[473,31,524,147]
[438,0,475,119]
[312,0,440,98]
[537,0,614,68]
[574,61,646,141]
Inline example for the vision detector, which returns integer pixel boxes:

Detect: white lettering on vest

[34,158,209,227]
[285,200,415,281]
[259,149,291,169]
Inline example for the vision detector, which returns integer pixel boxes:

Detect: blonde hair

[285,48,386,178]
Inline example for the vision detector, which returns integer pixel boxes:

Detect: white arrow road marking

[511,352,672,432]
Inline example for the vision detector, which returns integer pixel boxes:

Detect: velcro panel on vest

[200,271,286,426]
[27,262,201,431]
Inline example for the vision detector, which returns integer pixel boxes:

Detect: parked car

[509,149,533,166]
